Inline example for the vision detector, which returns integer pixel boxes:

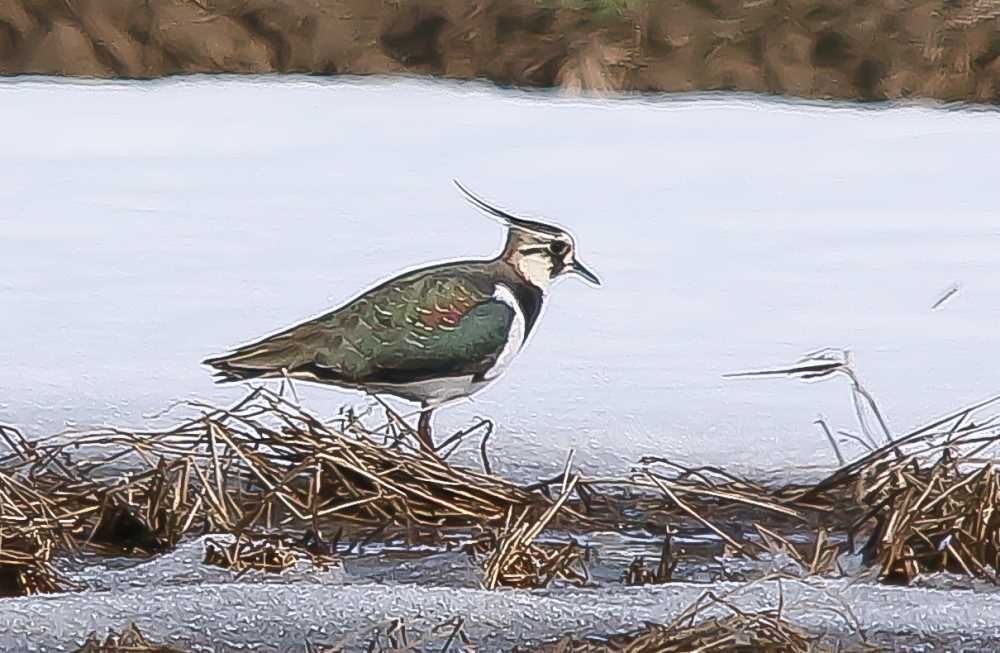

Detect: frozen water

[2,576,1000,651]
[58,535,345,592]
[2,76,1000,485]
[0,526,993,651]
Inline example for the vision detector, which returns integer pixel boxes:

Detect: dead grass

[472,473,590,589]
[0,527,78,597]
[521,588,878,653]
[309,616,472,653]
[203,535,306,575]
[73,624,187,653]
[4,375,1000,592]
[796,394,1000,584]
[0,388,542,560]
[730,350,1000,585]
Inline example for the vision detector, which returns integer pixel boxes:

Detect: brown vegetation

[2,381,999,651]
[0,388,539,561]
[521,589,878,653]
[1,1,1000,102]
[0,528,76,596]
[471,475,590,589]
[3,382,1000,597]
[204,535,306,574]
[797,393,1000,584]
[73,624,187,653]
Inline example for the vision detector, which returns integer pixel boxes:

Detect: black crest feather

[452,180,564,236]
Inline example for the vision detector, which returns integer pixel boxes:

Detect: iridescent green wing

[313,267,515,383]
[205,265,515,384]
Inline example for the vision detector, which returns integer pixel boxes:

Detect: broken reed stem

[815,416,846,466]
[794,393,1000,584]
[203,536,302,575]
[645,472,754,558]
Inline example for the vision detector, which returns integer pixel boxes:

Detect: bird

[203,181,600,451]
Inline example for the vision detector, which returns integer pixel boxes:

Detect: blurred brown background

[1,0,999,102]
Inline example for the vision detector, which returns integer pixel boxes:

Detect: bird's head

[454,180,600,291]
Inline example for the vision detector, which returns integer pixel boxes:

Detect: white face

[512,234,575,290]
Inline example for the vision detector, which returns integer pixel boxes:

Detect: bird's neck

[491,258,546,335]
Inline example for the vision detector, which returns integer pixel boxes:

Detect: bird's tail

[202,337,309,383]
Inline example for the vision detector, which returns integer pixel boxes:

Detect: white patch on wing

[486,283,526,381]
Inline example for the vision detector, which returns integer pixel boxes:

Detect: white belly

[368,374,486,405]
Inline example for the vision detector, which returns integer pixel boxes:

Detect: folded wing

[204,267,515,386]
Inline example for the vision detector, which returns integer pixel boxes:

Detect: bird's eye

[548,241,569,256]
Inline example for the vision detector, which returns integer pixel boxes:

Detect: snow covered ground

[1,536,999,651]
[2,76,1000,482]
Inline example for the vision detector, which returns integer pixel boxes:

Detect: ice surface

[0,533,989,651]
[2,77,1000,484]
[2,575,1000,651]
[58,536,346,592]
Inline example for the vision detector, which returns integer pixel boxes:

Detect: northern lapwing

[203,181,600,451]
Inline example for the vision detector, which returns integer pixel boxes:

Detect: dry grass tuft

[795,393,1000,584]
[523,589,877,652]
[310,616,472,653]
[475,474,590,589]
[871,461,1000,583]
[203,535,302,574]
[570,460,830,568]
[0,388,541,558]
[754,526,842,577]
[7,378,1000,591]
[726,351,1000,585]
[0,527,77,597]
[73,623,187,653]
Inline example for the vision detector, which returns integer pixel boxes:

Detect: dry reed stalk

[753,525,841,576]
[634,460,808,520]
[576,461,822,564]
[725,349,895,451]
[559,461,817,535]
[726,350,1000,583]
[478,474,589,589]
[625,526,677,586]
[858,459,1000,583]
[73,624,187,653]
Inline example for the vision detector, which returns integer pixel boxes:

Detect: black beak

[570,258,601,286]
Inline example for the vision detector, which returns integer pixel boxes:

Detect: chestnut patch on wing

[421,305,467,328]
